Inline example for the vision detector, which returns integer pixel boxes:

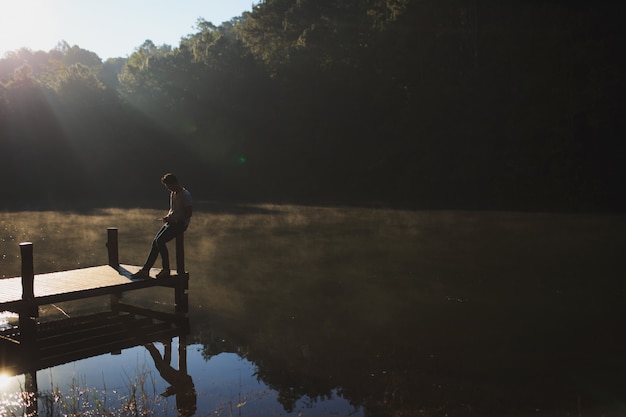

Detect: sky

[0,0,257,60]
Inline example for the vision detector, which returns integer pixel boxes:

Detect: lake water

[0,204,625,416]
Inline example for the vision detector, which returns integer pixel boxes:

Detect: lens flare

[0,372,12,389]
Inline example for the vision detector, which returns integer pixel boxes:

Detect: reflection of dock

[0,227,195,416]
[0,306,190,376]
[0,306,192,416]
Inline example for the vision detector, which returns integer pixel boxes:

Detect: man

[133,173,192,279]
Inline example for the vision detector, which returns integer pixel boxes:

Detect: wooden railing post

[107,228,119,268]
[176,233,185,275]
[174,233,188,313]
[20,242,34,300]
[19,242,37,343]
[175,279,189,314]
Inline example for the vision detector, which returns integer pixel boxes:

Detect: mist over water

[0,205,625,416]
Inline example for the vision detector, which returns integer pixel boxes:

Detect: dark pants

[143,222,187,271]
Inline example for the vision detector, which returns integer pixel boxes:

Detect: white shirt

[167,187,192,226]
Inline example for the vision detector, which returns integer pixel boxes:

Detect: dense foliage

[0,1,624,210]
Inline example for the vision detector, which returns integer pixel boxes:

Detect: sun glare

[0,373,12,389]
[0,311,17,332]
[0,0,59,57]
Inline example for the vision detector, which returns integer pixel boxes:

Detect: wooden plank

[0,264,189,311]
[0,279,23,304]
[114,302,187,325]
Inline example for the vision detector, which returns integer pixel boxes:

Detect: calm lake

[0,204,625,416]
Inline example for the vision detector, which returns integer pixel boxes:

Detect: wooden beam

[176,233,185,275]
[20,242,34,301]
[107,228,119,267]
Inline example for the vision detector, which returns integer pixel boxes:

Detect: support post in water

[176,233,185,275]
[175,278,189,313]
[19,242,37,342]
[111,292,121,312]
[107,227,119,268]
[20,242,34,300]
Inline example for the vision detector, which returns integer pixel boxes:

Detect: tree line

[0,0,624,210]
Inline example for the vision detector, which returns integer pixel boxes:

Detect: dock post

[107,227,119,268]
[20,242,34,301]
[175,278,189,314]
[176,233,185,275]
[107,228,122,308]
[19,242,37,342]
[175,233,188,313]
[111,292,121,313]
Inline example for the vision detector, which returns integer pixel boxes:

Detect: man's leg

[140,224,168,272]
[134,223,185,279]
[154,223,186,272]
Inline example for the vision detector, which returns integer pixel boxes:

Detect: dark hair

[161,173,178,185]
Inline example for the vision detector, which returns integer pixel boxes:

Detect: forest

[0,0,624,210]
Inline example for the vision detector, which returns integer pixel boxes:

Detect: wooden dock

[0,227,189,341]
[0,227,194,415]
[0,264,184,310]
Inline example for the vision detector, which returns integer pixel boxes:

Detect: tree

[55,63,105,108]
[55,41,102,67]
[97,57,127,91]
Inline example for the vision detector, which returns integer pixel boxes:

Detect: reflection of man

[145,340,197,417]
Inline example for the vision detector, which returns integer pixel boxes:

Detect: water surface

[0,204,625,416]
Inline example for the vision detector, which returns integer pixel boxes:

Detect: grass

[2,363,164,417]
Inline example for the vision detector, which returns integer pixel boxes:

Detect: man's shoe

[132,269,150,279]
[156,269,171,279]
